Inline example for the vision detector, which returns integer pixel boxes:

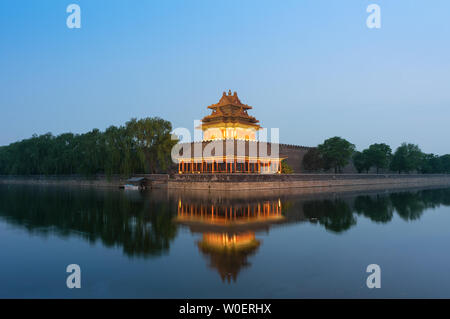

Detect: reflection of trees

[2,184,450,260]
[354,189,450,223]
[419,188,450,207]
[389,192,427,221]
[388,189,450,221]
[303,199,356,233]
[354,195,394,223]
[301,187,450,231]
[0,186,177,257]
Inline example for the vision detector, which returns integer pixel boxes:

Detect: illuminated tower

[175,90,284,174]
[199,90,261,141]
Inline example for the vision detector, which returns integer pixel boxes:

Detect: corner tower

[199,90,261,141]
[175,91,283,174]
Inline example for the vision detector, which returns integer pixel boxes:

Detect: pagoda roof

[200,91,261,129]
[207,90,252,110]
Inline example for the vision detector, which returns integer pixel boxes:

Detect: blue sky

[1,0,449,154]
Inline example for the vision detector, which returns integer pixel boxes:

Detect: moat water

[1,184,450,298]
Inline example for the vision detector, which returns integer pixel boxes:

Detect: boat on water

[123,184,141,190]
[120,177,149,190]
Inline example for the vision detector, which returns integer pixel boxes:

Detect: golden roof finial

[228,89,232,96]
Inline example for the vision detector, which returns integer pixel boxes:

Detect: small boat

[123,184,140,190]
[121,177,149,190]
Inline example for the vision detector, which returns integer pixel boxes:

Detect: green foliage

[126,117,178,174]
[353,143,392,174]
[352,142,449,175]
[441,155,450,173]
[317,137,355,173]
[418,153,450,174]
[304,138,449,175]
[352,151,371,173]
[281,161,293,174]
[0,117,177,176]
[302,148,324,172]
[365,143,392,173]
[390,143,423,173]
[419,154,441,174]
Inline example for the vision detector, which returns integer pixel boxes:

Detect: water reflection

[175,198,283,282]
[1,185,450,283]
[303,199,356,233]
[0,186,177,257]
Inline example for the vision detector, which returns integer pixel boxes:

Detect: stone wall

[278,144,362,173]
[168,173,450,191]
[3,174,450,193]
[279,144,313,172]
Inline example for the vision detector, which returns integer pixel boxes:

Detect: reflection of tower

[175,198,284,282]
[198,232,260,283]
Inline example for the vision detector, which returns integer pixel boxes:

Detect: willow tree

[126,117,177,174]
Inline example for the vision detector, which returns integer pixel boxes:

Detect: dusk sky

[1,0,449,154]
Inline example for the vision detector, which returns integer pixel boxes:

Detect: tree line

[0,117,177,176]
[2,124,449,176]
[303,137,450,174]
